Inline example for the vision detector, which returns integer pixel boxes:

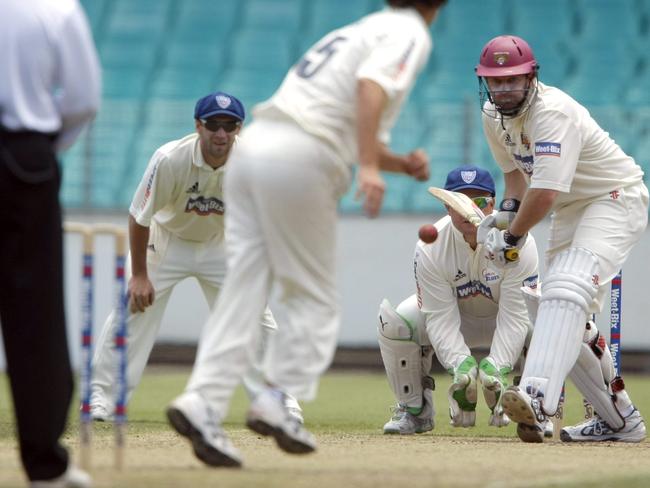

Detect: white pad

[569,322,625,429]
[377,298,430,407]
[520,248,599,415]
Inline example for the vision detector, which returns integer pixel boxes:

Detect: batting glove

[482,228,526,267]
[479,357,512,427]
[447,356,478,427]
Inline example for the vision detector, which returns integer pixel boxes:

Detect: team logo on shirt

[482,269,500,282]
[514,153,534,176]
[185,196,225,215]
[216,95,232,108]
[534,142,561,157]
[522,274,538,289]
[456,280,494,300]
[460,171,477,184]
[520,133,531,150]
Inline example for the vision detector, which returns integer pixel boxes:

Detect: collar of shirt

[192,135,225,173]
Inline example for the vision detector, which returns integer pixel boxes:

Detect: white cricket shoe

[540,418,554,438]
[167,391,242,468]
[284,394,305,424]
[501,386,547,443]
[30,464,92,488]
[383,404,434,435]
[89,404,113,422]
[560,408,646,443]
[246,388,316,454]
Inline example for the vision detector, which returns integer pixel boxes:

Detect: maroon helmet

[476,35,538,77]
[476,35,539,118]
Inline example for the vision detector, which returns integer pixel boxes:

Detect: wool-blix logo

[185,196,225,215]
[534,142,561,157]
[456,280,493,300]
[215,95,231,108]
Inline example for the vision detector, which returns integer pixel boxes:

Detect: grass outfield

[1,368,650,487]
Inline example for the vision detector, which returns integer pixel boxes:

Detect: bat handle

[504,247,519,262]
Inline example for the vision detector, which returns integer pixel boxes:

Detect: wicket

[65,222,128,471]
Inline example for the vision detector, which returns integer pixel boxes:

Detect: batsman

[378,165,544,434]
[475,35,647,442]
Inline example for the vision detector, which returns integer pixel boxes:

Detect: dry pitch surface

[1,370,649,488]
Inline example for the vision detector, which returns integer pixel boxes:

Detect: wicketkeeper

[378,165,542,434]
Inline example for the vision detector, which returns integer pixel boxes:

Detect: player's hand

[355,166,385,218]
[482,228,525,267]
[404,149,429,181]
[128,274,155,313]
[447,356,478,427]
[479,357,511,427]
[476,214,497,244]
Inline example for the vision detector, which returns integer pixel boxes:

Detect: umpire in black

[0,0,100,486]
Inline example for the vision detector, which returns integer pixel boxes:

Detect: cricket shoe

[30,464,92,488]
[501,386,547,443]
[284,394,305,425]
[246,388,316,454]
[89,403,113,422]
[560,408,646,443]
[383,404,434,434]
[167,391,242,468]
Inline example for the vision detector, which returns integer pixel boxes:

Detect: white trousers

[90,222,277,411]
[397,294,526,371]
[546,182,649,312]
[185,118,350,417]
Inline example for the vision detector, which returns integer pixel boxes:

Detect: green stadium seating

[60,0,650,212]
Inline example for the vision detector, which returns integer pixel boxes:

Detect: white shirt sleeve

[414,243,471,370]
[482,111,518,173]
[528,109,582,192]
[356,31,428,101]
[490,238,539,369]
[54,4,101,152]
[129,152,176,227]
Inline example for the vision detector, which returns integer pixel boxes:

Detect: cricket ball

[418,224,438,244]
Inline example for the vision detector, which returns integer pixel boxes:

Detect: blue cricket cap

[444,165,495,196]
[194,91,245,121]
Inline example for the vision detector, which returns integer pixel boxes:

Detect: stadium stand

[62,0,650,213]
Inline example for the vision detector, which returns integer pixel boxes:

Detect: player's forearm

[509,188,557,237]
[356,78,387,169]
[128,214,150,277]
[377,144,407,172]
[502,169,528,201]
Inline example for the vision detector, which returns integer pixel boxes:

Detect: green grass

[3,369,650,437]
[2,369,650,488]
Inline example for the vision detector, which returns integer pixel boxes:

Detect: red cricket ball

[418,224,438,244]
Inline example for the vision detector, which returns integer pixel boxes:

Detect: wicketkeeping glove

[479,357,512,427]
[447,356,478,427]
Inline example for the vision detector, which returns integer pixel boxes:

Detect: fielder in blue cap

[444,164,496,197]
[89,89,303,442]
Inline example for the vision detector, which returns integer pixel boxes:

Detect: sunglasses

[471,196,494,209]
[200,119,241,133]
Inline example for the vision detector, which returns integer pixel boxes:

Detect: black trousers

[0,130,72,481]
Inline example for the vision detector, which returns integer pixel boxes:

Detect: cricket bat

[427,187,519,262]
